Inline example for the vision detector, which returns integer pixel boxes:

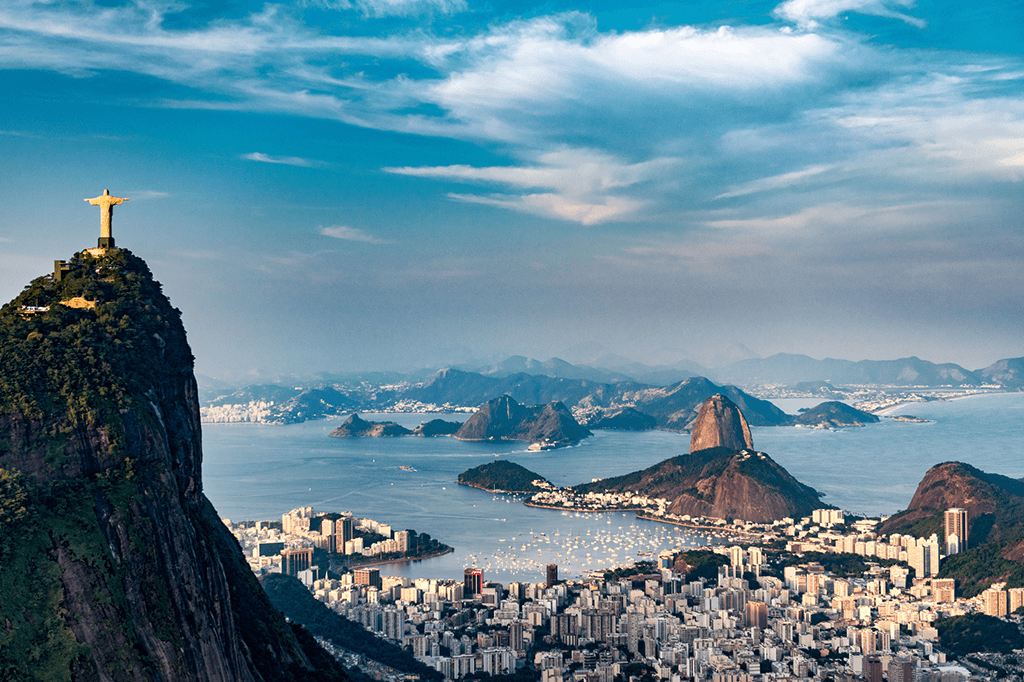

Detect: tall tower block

[944,507,968,555]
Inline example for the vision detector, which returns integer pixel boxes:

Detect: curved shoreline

[523,501,647,513]
[458,481,537,495]
[341,546,455,568]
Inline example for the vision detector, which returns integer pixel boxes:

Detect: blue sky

[1,0,1022,379]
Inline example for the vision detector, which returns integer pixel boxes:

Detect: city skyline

[1,0,1022,379]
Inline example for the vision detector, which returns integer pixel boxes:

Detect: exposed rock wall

[0,249,344,681]
[689,394,754,453]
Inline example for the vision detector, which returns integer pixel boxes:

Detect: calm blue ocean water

[201,392,1024,582]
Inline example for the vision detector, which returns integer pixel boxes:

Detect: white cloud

[320,225,390,243]
[127,190,172,200]
[449,192,644,226]
[424,18,846,130]
[715,165,834,199]
[302,0,467,18]
[1,0,1021,232]
[387,149,681,224]
[242,152,324,167]
[823,74,1024,181]
[774,0,926,29]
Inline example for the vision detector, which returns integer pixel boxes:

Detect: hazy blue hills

[474,355,638,384]
[979,357,1024,390]
[198,353,1024,427]
[584,406,657,431]
[715,353,986,386]
[404,367,642,410]
[628,376,790,431]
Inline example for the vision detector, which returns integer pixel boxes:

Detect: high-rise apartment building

[546,563,558,587]
[338,516,355,544]
[932,578,956,603]
[280,547,314,576]
[464,568,483,596]
[355,567,382,589]
[745,601,768,629]
[944,508,967,555]
[1009,587,1024,614]
[395,530,409,553]
[983,587,1008,616]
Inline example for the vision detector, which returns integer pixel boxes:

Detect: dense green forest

[457,461,551,493]
[937,613,1024,657]
[0,249,192,447]
[938,543,1024,597]
[772,551,901,579]
[672,550,730,583]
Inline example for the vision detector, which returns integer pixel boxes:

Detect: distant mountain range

[713,353,1000,387]
[198,352,1024,427]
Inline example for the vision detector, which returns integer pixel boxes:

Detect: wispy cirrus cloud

[320,225,390,243]
[242,152,326,167]
[127,190,172,200]
[715,165,834,200]
[774,0,926,29]
[1,0,1022,239]
[387,149,681,224]
[302,0,467,18]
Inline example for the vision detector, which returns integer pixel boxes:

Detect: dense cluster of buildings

[296,541,1001,682]
[230,504,1024,682]
[228,506,411,575]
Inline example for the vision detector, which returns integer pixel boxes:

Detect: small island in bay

[457,461,554,493]
[453,395,591,446]
[412,418,463,436]
[329,413,413,437]
[792,401,880,428]
[892,414,931,423]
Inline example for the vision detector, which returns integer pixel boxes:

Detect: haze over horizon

[2,0,1021,379]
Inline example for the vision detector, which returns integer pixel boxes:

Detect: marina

[202,392,1024,583]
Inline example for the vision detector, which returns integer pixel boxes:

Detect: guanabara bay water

[202,393,1024,583]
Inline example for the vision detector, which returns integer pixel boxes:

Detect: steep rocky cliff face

[688,394,754,453]
[454,395,591,445]
[0,249,346,681]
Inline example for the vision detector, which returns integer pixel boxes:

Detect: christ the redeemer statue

[85,189,129,249]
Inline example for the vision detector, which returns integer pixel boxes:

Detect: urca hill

[577,395,824,523]
[0,249,347,681]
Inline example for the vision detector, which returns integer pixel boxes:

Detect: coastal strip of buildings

[227,504,1024,682]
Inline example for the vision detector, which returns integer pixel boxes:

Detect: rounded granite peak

[689,393,754,454]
